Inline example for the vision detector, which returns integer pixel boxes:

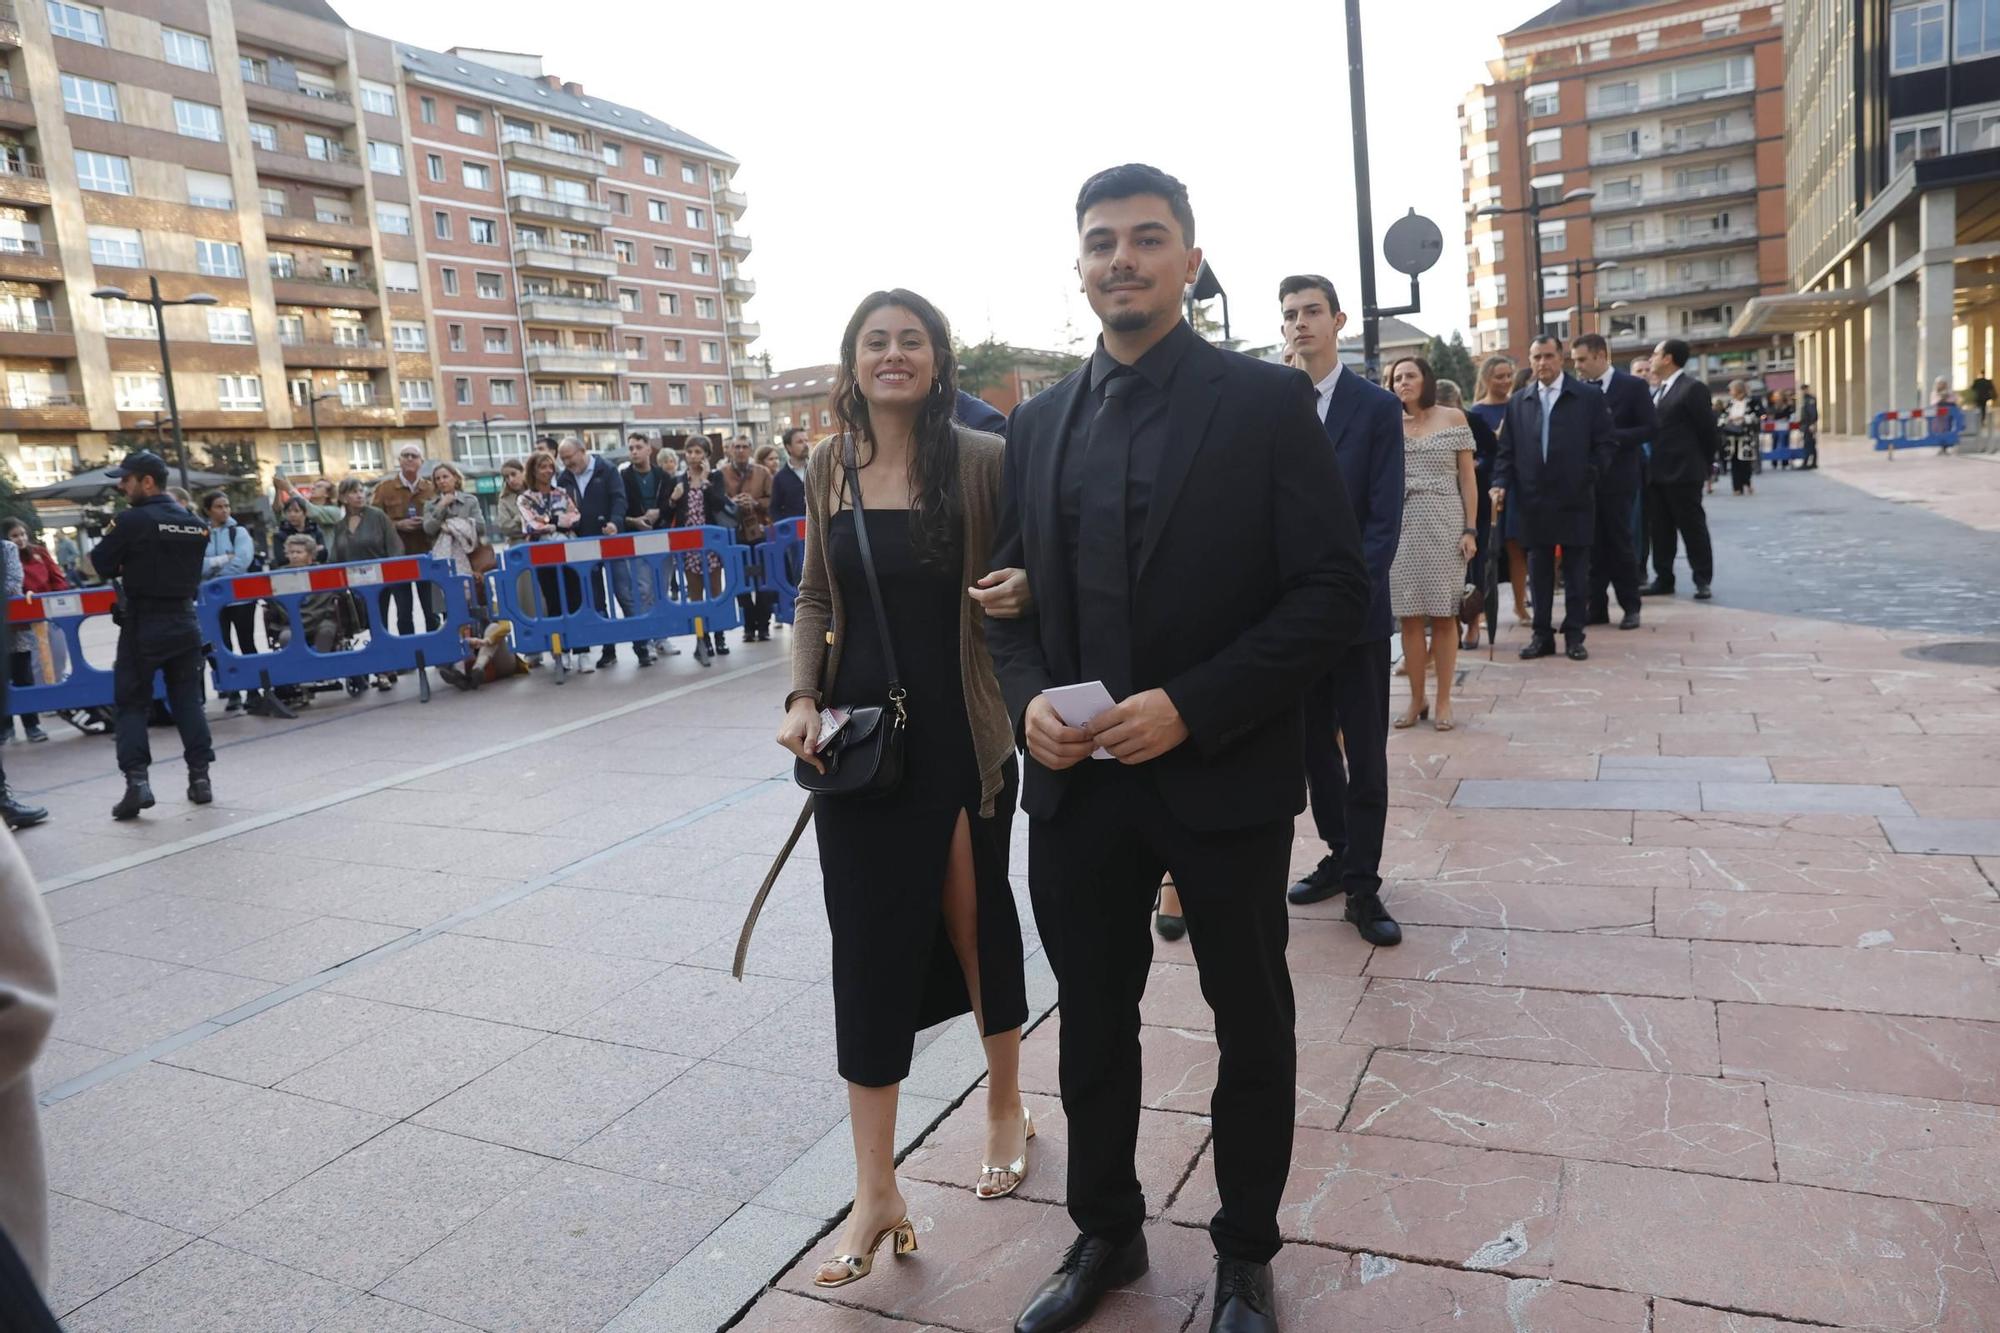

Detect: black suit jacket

[986,330,1370,832]
[1650,372,1722,487]
[558,455,627,534]
[1320,369,1404,643]
[769,462,807,522]
[1495,374,1615,548]
[1584,367,1657,494]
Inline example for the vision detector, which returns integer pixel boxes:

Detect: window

[695,296,716,320]
[74,150,131,195]
[602,142,622,167]
[161,28,212,70]
[217,374,263,411]
[337,377,376,407]
[463,162,491,190]
[1473,230,1505,265]
[383,260,420,292]
[433,210,452,240]
[367,141,403,175]
[248,121,277,151]
[196,240,244,277]
[686,206,706,230]
[186,170,233,210]
[628,381,651,404]
[456,108,483,134]
[469,217,497,245]
[275,439,321,475]
[46,2,105,44]
[425,154,445,183]
[1702,14,1741,35]
[483,327,509,352]
[268,251,297,278]
[1587,39,1610,60]
[447,322,464,351]
[648,199,670,223]
[348,438,385,472]
[668,382,689,405]
[376,202,412,235]
[654,291,677,315]
[392,322,427,351]
[644,152,662,176]
[1538,220,1567,253]
[613,239,636,263]
[1955,103,2000,150]
[476,272,503,300]
[302,133,340,162]
[87,225,143,267]
[60,74,118,121]
[608,190,630,215]
[1525,82,1559,116]
[1527,127,1562,164]
[1594,80,1638,112]
[1530,173,1564,206]
[454,377,471,405]
[691,251,712,275]
[623,336,645,359]
[101,302,156,339]
[114,373,164,411]
[419,96,436,124]
[489,378,517,405]
[654,245,675,269]
[399,379,434,410]
[329,319,368,346]
[440,267,460,295]
[663,337,683,360]
[1598,128,1640,159]
[681,161,699,184]
[699,340,720,364]
[547,126,582,154]
[704,383,724,407]
[1892,118,1946,173]
[313,194,350,224]
[1637,30,1659,50]
[1542,271,1570,299]
[360,80,397,116]
[174,100,223,141]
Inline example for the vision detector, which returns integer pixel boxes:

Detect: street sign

[1384,210,1443,276]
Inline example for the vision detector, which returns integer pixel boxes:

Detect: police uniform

[89,453,216,815]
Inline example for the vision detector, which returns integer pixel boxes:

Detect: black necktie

[1077,372,1138,700]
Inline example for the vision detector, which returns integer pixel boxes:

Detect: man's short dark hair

[1573,332,1608,356]
[627,431,650,444]
[1658,338,1691,369]
[1278,274,1341,314]
[1529,334,1563,354]
[783,427,808,445]
[1075,163,1195,246]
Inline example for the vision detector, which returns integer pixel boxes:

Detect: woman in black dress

[778,290,1032,1289]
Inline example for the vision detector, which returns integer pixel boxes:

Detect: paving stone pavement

[15,445,2000,1332]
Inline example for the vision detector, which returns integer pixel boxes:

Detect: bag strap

[842,437,905,712]
[732,798,814,979]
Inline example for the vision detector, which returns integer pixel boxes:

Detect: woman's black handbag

[793,440,906,798]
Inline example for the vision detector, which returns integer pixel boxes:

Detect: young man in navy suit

[1277,276,1404,947]
[1572,333,1656,631]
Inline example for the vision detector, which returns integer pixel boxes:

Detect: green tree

[0,455,38,536]
[1425,332,1477,394]
[954,337,1015,396]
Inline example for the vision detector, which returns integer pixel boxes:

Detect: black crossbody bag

[793,439,907,798]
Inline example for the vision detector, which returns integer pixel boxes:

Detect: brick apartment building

[1458,0,1792,387]
[0,0,759,497]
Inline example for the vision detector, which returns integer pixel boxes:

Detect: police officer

[90,452,216,819]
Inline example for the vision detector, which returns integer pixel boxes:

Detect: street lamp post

[305,390,336,473]
[1475,188,1596,345]
[90,275,217,493]
[1563,258,1620,336]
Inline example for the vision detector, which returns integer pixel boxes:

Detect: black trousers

[8,649,38,728]
[1303,638,1391,895]
[1587,486,1641,620]
[1029,762,1293,1263]
[382,581,439,636]
[114,611,214,778]
[1647,482,1714,589]
[1528,543,1591,645]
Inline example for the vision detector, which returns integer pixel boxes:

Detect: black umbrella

[24,465,242,501]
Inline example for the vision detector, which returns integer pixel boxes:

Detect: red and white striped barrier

[520,528,709,567]
[220,557,427,601]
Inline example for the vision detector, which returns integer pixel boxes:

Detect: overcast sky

[335,0,1554,370]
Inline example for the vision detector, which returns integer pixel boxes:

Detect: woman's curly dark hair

[832,289,962,568]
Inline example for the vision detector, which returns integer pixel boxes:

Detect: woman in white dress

[1387,357,1479,732]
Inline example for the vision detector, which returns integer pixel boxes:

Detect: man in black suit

[1277,275,1404,947]
[769,427,809,523]
[987,164,1368,1333]
[1641,338,1719,599]
[1572,333,1656,631]
[1493,336,1615,661]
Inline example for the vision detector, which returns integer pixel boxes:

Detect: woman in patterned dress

[1387,356,1479,732]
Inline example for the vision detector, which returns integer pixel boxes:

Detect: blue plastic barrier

[1759,422,1805,465]
[197,554,473,700]
[761,517,805,625]
[3,587,157,714]
[489,526,748,655]
[1871,406,1964,452]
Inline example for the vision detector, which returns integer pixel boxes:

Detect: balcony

[1591,176,1760,215]
[718,229,752,259]
[0,238,60,282]
[530,398,621,426]
[1596,224,1760,260]
[1589,82,1756,120]
[1648,274,1761,301]
[0,311,76,360]
[254,145,364,188]
[1675,321,1734,340]
[0,156,49,207]
[280,336,390,369]
[262,210,372,249]
[723,275,756,299]
[4,394,88,430]
[513,239,618,279]
[1588,124,1758,167]
[726,318,761,341]
[500,134,601,178]
[0,86,31,131]
[242,76,355,127]
[714,186,748,214]
[742,401,771,425]
[0,3,19,47]
[525,347,620,376]
[507,191,612,229]
[518,293,622,327]
[316,402,399,427]
[270,268,380,308]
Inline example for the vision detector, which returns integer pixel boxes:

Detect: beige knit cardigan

[788,426,1014,817]
[0,830,57,1290]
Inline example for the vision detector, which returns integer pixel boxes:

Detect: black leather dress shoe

[1014,1233,1149,1333]
[1638,580,1674,597]
[1693,585,1713,601]
[1345,890,1402,946]
[1618,610,1641,630]
[1518,639,1557,660]
[1286,855,1343,905]
[1566,641,1590,661]
[1209,1258,1278,1333]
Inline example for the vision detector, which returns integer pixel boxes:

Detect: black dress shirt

[1057,319,1195,582]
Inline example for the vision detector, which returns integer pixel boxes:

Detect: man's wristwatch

[1462,526,1477,536]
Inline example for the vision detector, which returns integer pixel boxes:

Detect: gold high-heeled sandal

[1393,705,1429,730]
[813,1216,918,1289]
[975,1106,1036,1201]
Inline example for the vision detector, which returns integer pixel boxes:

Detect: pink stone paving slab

[1285,918,1387,977]
[1691,941,2000,1021]
[1244,1246,1648,1331]
[1342,978,1720,1074]
[1656,887,1957,950]
[1720,1003,2000,1106]
[734,1290,941,1331]
[1434,841,1693,889]
[1436,754,1606,781]
[1379,880,1656,934]
[1685,846,1993,903]
[1418,808,1635,845]
[773,1183,1213,1332]
[1900,784,2000,818]
[1651,1301,1831,1332]
[1345,1050,1774,1180]
[1767,1083,2000,1209]
[1365,926,1696,998]
[1630,810,1892,850]
[1555,1159,2000,1329]
[1934,895,2000,955]
[1168,1125,1564,1276]
[1388,779,1460,810]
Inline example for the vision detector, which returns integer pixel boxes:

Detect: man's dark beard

[1104,308,1156,333]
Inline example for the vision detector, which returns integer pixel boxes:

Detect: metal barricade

[1871,406,1964,453]
[761,517,806,625]
[489,526,748,656]
[197,554,473,703]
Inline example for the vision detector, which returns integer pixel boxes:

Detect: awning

[1730,290,1868,336]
